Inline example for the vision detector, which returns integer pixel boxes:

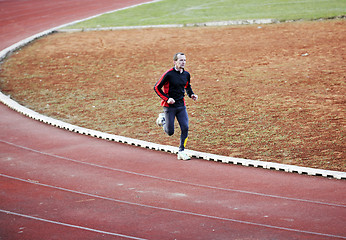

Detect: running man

[154,52,198,160]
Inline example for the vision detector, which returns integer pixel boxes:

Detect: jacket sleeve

[154,70,170,102]
[185,72,194,98]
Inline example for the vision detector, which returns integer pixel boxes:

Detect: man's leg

[176,106,189,152]
[163,107,176,136]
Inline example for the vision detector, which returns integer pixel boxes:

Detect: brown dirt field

[1,20,345,171]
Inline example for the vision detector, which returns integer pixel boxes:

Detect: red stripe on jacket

[154,68,173,107]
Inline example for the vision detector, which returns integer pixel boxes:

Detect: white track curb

[0,13,345,180]
[58,19,278,32]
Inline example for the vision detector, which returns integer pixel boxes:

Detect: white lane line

[1,139,345,208]
[1,174,345,239]
[0,209,147,240]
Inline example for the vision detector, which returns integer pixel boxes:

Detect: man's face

[174,54,186,70]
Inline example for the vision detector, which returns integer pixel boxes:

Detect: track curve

[0,1,346,239]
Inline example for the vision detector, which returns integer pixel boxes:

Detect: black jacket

[154,67,194,107]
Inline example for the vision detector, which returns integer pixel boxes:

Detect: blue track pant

[163,106,189,151]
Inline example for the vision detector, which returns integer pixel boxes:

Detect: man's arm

[185,73,197,100]
[154,69,171,102]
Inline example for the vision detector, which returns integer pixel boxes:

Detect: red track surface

[0,1,345,239]
[0,0,151,50]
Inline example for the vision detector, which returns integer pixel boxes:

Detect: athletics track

[0,1,345,239]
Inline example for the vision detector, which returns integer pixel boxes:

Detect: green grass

[64,0,346,29]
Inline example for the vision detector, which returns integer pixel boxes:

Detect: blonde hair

[173,52,185,61]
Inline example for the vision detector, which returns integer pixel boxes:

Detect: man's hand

[167,98,175,104]
[191,94,198,101]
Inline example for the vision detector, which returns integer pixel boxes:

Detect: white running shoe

[177,151,191,160]
[156,113,165,127]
